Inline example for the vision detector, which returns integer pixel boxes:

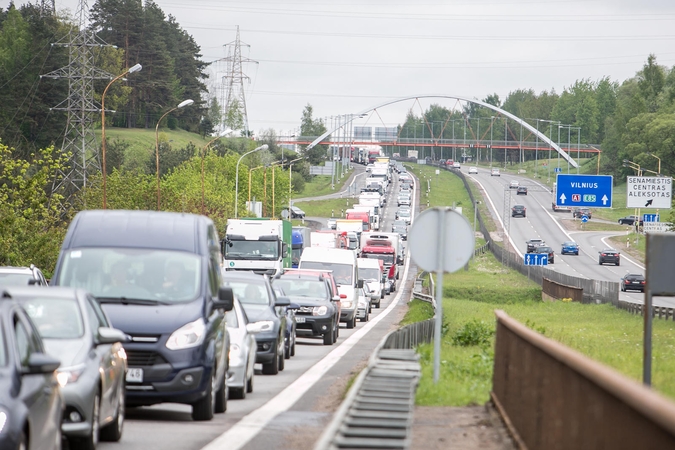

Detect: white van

[299,247,360,329]
[357,258,384,308]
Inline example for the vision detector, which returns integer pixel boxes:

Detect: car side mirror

[28,279,39,286]
[282,243,289,258]
[24,353,60,375]
[275,296,291,307]
[214,286,234,311]
[357,279,364,289]
[97,327,129,345]
[331,296,341,302]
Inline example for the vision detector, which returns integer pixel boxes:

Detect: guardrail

[618,301,675,321]
[492,309,675,449]
[474,241,490,257]
[314,322,426,450]
[542,277,583,303]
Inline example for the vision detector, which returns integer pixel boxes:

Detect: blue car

[561,241,580,255]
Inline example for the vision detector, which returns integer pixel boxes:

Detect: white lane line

[202,171,416,450]
[467,175,522,257]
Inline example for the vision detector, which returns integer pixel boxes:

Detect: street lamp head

[128,63,142,74]
[261,144,269,150]
[177,99,194,109]
[623,159,630,164]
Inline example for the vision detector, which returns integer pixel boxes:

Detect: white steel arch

[306,94,578,169]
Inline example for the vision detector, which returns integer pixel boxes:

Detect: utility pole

[41,0,114,200]
[218,26,257,136]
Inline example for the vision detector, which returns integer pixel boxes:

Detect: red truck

[345,209,370,232]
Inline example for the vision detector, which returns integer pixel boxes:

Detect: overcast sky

[5,0,675,136]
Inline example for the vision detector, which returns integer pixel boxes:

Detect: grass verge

[412,250,675,406]
[293,198,357,218]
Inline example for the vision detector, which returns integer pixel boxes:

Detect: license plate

[295,316,306,323]
[126,368,143,383]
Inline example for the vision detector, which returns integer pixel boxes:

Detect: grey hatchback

[7,286,128,450]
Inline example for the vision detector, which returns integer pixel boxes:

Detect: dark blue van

[51,210,233,421]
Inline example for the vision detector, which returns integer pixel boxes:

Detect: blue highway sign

[555,174,613,208]
[524,253,548,266]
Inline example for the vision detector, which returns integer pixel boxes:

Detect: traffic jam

[0,155,413,450]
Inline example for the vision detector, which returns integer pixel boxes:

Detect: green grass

[293,169,352,199]
[293,198,357,218]
[411,250,675,406]
[608,232,646,262]
[400,299,435,326]
[561,219,629,232]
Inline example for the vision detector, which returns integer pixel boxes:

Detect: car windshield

[56,248,201,303]
[225,239,279,260]
[273,279,328,299]
[363,253,395,265]
[537,247,552,253]
[223,280,270,305]
[19,296,84,339]
[398,211,410,217]
[0,273,33,286]
[291,248,302,267]
[564,242,577,246]
[300,261,353,285]
[358,268,380,280]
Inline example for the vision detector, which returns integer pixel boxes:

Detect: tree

[637,54,665,113]
[299,104,327,165]
[224,98,244,132]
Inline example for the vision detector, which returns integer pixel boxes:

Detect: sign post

[555,174,613,208]
[408,208,475,384]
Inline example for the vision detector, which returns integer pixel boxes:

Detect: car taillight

[601,253,606,256]
[625,280,630,284]
[641,281,646,284]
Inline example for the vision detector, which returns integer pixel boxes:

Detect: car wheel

[75,389,100,450]
[323,328,333,345]
[334,320,339,341]
[246,370,254,393]
[290,333,296,357]
[100,382,124,442]
[284,336,291,360]
[215,369,228,413]
[262,345,279,375]
[192,370,216,421]
[18,430,27,450]
[616,262,620,266]
[278,339,285,372]
[621,284,625,292]
[347,315,355,329]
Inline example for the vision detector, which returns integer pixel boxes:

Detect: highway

[462,165,675,307]
[97,165,416,450]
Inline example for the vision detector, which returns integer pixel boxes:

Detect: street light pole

[648,153,662,174]
[288,157,303,213]
[101,63,142,209]
[235,144,269,218]
[155,98,195,210]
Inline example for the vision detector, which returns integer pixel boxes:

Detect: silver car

[226,297,258,399]
[8,286,128,450]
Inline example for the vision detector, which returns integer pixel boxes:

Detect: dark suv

[526,239,545,253]
[573,208,592,219]
[516,186,528,195]
[512,205,527,217]
[620,273,645,292]
[272,272,340,346]
[599,249,620,266]
[51,210,234,421]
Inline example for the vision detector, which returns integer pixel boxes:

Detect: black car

[573,207,592,219]
[512,205,527,217]
[51,210,234,421]
[621,273,645,292]
[526,238,545,253]
[516,186,528,195]
[534,245,555,263]
[222,271,289,375]
[599,249,620,266]
[618,215,643,226]
[272,273,340,345]
[0,294,63,450]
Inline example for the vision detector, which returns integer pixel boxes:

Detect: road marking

[202,170,416,450]
[600,236,645,270]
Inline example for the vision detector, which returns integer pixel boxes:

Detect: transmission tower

[41,0,114,198]
[39,0,55,15]
[219,26,257,135]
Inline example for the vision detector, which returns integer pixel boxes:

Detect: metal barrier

[474,241,490,257]
[542,277,583,303]
[492,309,675,450]
[314,322,427,450]
[618,301,675,321]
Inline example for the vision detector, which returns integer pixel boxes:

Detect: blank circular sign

[408,207,475,273]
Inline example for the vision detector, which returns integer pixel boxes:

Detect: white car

[356,286,371,322]
[491,168,500,176]
[509,180,519,189]
[226,297,258,399]
[468,166,478,174]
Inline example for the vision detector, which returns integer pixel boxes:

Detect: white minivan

[299,247,360,329]
[357,258,384,308]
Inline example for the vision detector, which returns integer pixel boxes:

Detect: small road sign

[524,253,548,266]
[581,215,589,223]
[643,214,660,223]
[554,167,562,173]
[556,174,613,208]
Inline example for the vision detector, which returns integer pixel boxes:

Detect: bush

[451,319,494,347]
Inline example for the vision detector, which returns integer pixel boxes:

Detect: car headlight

[229,343,244,366]
[166,319,206,350]
[56,364,86,388]
[0,408,8,434]
[253,320,275,332]
[312,306,328,316]
[342,301,353,309]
